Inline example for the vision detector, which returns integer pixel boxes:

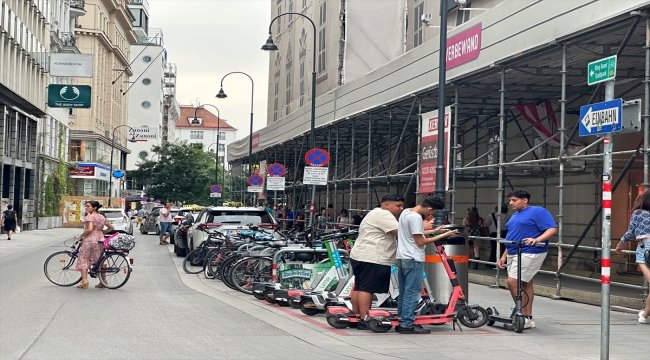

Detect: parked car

[99,208,133,235]
[139,206,162,234]
[174,207,201,223]
[173,213,195,257]
[187,207,278,251]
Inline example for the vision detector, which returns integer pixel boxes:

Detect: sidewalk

[0,228,80,262]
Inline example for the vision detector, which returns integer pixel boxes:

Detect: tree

[128,142,226,205]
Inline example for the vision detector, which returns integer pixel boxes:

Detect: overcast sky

[149,0,271,137]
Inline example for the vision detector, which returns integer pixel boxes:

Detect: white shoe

[639,310,649,324]
[524,318,536,329]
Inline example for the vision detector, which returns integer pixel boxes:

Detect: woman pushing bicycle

[75,201,114,289]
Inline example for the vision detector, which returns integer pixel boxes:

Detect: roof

[177,106,237,130]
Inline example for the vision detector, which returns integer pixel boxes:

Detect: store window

[142,55,152,63]
[142,78,151,85]
[190,131,204,139]
[141,101,151,109]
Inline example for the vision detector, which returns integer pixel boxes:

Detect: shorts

[160,222,174,235]
[636,240,650,264]
[506,252,546,283]
[350,258,391,293]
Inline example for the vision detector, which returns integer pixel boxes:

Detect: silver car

[99,208,134,235]
[187,207,278,251]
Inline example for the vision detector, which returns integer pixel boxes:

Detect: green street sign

[587,55,617,86]
[47,84,91,108]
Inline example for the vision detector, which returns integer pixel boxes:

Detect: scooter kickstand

[453,319,463,332]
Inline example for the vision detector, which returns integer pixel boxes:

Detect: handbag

[480,218,490,237]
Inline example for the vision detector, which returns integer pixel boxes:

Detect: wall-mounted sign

[70,165,95,178]
[47,84,91,108]
[49,53,94,78]
[446,23,482,70]
[129,126,158,142]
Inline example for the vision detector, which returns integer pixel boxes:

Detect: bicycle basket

[106,234,136,250]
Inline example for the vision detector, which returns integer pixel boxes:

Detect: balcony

[60,33,81,54]
[69,0,86,18]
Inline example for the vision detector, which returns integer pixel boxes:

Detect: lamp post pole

[216,72,254,206]
[263,11,318,229]
[109,125,136,207]
[433,0,450,226]
[193,105,222,205]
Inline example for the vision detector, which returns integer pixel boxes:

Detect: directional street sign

[587,55,616,86]
[247,175,264,187]
[210,185,222,193]
[305,148,330,167]
[267,163,286,177]
[579,99,623,137]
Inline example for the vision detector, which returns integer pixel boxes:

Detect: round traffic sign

[267,163,286,177]
[210,185,222,193]
[248,175,264,186]
[112,170,125,178]
[305,148,330,167]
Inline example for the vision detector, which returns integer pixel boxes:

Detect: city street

[1,229,648,360]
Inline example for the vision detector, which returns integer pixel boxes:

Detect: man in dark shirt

[351,208,365,228]
[1,205,18,240]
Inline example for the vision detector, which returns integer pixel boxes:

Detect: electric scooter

[485,240,546,333]
[325,238,489,332]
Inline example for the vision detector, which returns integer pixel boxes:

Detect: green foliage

[43,175,56,216]
[129,142,229,205]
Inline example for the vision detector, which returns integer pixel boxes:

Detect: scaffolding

[229,13,650,302]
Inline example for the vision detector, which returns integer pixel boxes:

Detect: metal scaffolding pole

[416,98,423,200]
[556,43,568,298]
[327,127,331,211]
[350,123,355,211]
[451,86,459,223]
[367,114,372,212]
[643,16,650,302]
[388,107,393,192]
[495,68,506,284]
[335,126,339,217]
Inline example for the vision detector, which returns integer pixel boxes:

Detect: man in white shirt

[349,194,404,330]
[159,202,173,245]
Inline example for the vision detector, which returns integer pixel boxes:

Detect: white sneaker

[639,310,649,324]
[524,318,536,329]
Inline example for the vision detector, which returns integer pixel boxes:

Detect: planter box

[37,218,48,230]
[46,217,54,229]
[54,216,62,228]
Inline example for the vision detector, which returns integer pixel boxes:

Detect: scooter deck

[489,315,514,324]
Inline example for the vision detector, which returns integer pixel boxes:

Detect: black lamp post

[109,125,137,206]
[263,12,318,229]
[216,72,254,206]
[193,104,224,205]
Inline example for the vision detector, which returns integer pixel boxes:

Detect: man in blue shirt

[497,189,557,330]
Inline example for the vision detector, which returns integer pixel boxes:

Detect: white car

[99,208,134,235]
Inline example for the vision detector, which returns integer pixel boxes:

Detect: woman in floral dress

[75,201,114,289]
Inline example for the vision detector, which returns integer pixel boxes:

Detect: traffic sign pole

[600,80,614,360]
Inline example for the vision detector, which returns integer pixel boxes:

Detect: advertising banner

[419,107,452,194]
[49,53,94,77]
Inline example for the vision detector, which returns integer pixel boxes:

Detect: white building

[176,106,237,164]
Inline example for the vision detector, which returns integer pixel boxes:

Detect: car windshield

[102,212,123,219]
[207,210,274,225]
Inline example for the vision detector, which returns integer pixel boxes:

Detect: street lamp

[109,125,137,206]
[263,12,318,229]
[216,72,254,206]
[193,104,224,205]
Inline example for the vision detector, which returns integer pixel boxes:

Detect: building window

[142,55,152,63]
[413,0,424,48]
[190,131,203,139]
[142,78,151,85]
[138,151,148,159]
[299,61,305,107]
[318,1,326,73]
[277,5,282,34]
[141,101,151,109]
[273,81,279,122]
[456,4,471,26]
[219,132,226,140]
[286,63,292,115]
[218,144,225,152]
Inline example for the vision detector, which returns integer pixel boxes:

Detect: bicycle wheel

[183,248,206,274]
[230,257,273,295]
[205,249,228,279]
[98,253,131,289]
[44,251,82,286]
[219,254,243,290]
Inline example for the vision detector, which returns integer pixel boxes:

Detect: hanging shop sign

[49,53,94,78]
[252,133,260,149]
[419,106,452,193]
[47,84,92,108]
[446,23,482,70]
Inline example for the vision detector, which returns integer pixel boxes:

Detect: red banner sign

[70,165,95,177]
[446,23,482,70]
[252,133,260,149]
[418,107,451,194]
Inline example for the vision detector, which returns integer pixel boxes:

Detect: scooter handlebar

[499,239,546,247]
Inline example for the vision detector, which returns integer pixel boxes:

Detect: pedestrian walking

[463,207,487,269]
[349,194,404,330]
[497,189,557,330]
[615,189,650,324]
[485,206,510,269]
[396,196,457,334]
[1,205,18,240]
[137,207,147,227]
[75,201,114,289]
[159,201,173,245]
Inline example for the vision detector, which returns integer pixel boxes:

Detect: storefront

[69,163,114,197]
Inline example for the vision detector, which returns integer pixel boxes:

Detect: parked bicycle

[44,232,135,289]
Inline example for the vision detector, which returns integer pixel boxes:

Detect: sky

[148,0,272,138]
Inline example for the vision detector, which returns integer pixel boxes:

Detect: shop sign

[419,106,452,193]
[446,23,482,70]
[70,165,95,178]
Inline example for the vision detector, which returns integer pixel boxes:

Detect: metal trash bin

[424,224,469,306]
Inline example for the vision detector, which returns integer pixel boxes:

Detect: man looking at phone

[497,189,557,330]
[396,196,458,334]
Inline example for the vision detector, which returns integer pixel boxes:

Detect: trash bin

[424,224,469,307]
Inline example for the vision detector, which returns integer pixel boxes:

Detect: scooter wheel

[264,289,276,304]
[486,307,496,327]
[514,315,526,333]
[288,298,301,309]
[299,299,320,316]
[253,291,266,300]
[276,300,290,307]
[367,318,392,333]
[457,306,489,328]
[326,315,350,329]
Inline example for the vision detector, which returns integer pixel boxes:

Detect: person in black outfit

[1,205,18,240]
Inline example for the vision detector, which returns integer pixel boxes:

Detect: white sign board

[210,192,222,198]
[303,167,329,185]
[129,126,158,141]
[49,53,94,77]
[248,186,264,193]
[266,176,285,191]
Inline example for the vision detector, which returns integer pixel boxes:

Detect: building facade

[176,106,237,165]
[162,62,179,145]
[67,0,136,198]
